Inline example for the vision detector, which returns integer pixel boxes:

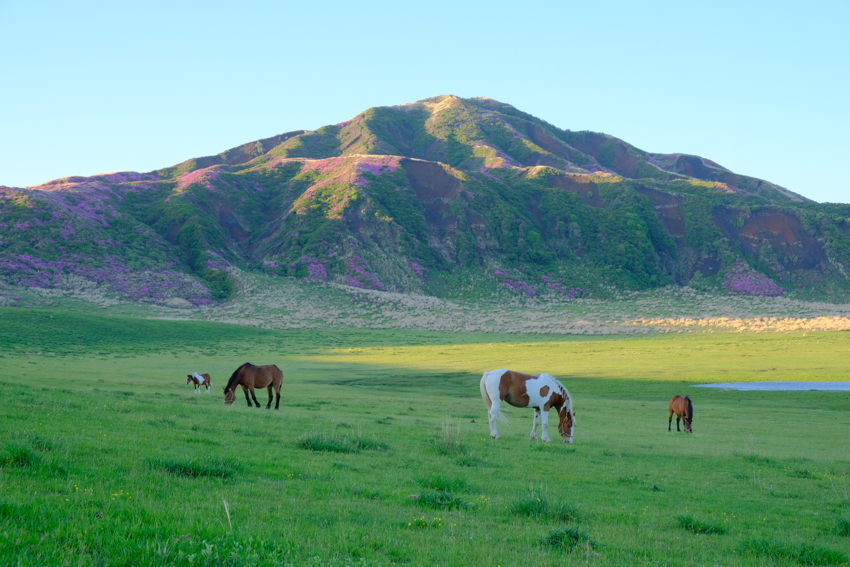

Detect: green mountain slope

[2,95,849,307]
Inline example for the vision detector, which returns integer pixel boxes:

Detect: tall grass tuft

[27,434,55,452]
[0,500,19,519]
[511,486,578,522]
[417,492,468,510]
[678,515,727,535]
[298,433,356,453]
[511,489,549,518]
[740,539,847,565]
[297,431,387,454]
[417,474,471,493]
[540,526,597,551]
[150,458,236,480]
[435,418,468,456]
[550,501,580,522]
[1,444,40,468]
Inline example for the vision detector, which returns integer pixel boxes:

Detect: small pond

[693,381,850,391]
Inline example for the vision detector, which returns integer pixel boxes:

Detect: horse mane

[225,362,252,391]
[685,396,693,420]
[560,384,573,413]
[547,374,572,413]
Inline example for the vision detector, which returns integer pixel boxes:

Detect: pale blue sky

[1,1,847,202]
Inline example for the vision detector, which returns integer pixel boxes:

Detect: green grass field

[1,308,849,566]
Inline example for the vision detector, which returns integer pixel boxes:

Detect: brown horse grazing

[668,395,693,433]
[223,363,283,409]
[187,373,212,394]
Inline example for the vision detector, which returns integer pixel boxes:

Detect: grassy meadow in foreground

[0,308,849,566]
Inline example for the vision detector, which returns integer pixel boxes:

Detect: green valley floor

[0,308,848,566]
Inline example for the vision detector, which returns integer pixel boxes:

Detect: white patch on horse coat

[480,369,573,443]
[522,374,558,410]
[192,372,205,384]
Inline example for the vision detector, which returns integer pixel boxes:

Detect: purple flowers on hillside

[541,273,582,298]
[411,262,428,281]
[205,259,228,271]
[344,245,386,290]
[503,279,537,295]
[355,156,402,186]
[0,253,213,305]
[0,254,65,288]
[177,167,222,190]
[95,172,159,184]
[308,262,328,282]
[491,271,582,298]
[495,270,537,295]
[5,183,116,227]
[723,261,784,296]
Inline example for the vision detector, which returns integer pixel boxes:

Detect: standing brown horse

[668,395,693,433]
[223,363,283,409]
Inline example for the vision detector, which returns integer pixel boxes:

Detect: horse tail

[480,373,492,411]
[686,396,693,421]
[480,372,508,424]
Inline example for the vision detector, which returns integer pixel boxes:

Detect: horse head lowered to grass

[223,363,283,409]
[480,369,575,443]
[668,395,693,433]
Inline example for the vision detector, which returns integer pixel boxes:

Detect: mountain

[2,95,850,307]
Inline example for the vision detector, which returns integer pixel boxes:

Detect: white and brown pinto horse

[187,372,211,394]
[480,369,575,443]
[223,363,283,409]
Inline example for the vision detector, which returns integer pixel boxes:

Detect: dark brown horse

[668,395,693,433]
[223,363,283,409]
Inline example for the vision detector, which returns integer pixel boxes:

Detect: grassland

[9,269,850,337]
[1,308,849,566]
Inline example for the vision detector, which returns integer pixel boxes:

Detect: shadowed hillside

[2,95,850,308]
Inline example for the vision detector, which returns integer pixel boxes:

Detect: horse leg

[676,415,681,432]
[274,386,280,410]
[265,385,273,409]
[241,386,252,407]
[249,387,261,408]
[668,409,673,431]
[530,408,540,441]
[540,409,551,443]
[488,399,501,439]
